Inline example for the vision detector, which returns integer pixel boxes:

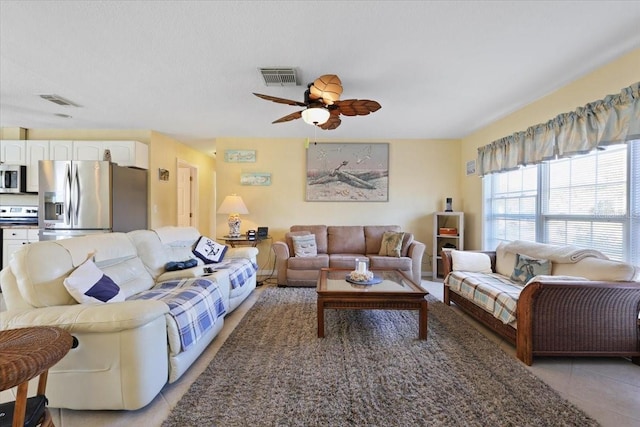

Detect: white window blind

[483,139,639,265]
[483,165,538,250]
[542,145,627,260]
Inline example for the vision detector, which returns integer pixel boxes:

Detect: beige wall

[460,48,640,250]
[0,128,216,236]
[215,137,461,270]
[149,131,216,235]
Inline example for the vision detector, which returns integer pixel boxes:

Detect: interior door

[177,165,192,226]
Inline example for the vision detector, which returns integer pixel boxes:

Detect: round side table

[0,327,73,427]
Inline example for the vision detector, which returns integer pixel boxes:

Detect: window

[483,140,640,265]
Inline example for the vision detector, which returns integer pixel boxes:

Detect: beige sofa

[273,225,425,286]
[0,227,257,410]
[442,240,640,365]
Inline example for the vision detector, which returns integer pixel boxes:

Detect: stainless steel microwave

[0,164,27,193]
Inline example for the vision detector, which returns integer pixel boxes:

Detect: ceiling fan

[253,74,381,130]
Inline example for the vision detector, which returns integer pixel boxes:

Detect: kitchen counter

[0,225,38,229]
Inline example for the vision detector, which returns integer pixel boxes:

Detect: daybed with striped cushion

[442,240,640,366]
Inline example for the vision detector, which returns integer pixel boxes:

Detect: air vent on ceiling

[39,94,81,107]
[258,68,299,86]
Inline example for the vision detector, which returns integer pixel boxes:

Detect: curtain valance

[477,82,640,176]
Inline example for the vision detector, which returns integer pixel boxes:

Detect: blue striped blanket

[129,278,226,351]
[210,258,258,289]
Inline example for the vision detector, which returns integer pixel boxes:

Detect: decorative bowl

[349,270,374,282]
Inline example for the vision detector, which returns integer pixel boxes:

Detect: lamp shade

[217,195,249,215]
[301,107,330,125]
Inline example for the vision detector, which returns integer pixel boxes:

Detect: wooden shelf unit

[433,212,464,279]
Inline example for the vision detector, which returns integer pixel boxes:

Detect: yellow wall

[215,137,461,270]
[149,131,217,235]
[460,48,640,250]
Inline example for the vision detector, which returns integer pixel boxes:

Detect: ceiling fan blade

[253,93,306,107]
[272,110,303,124]
[318,110,342,130]
[308,74,343,105]
[333,99,382,116]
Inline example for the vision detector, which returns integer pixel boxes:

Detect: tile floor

[2,280,639,426]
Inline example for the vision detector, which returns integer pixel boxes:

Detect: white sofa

[0,227,258,410]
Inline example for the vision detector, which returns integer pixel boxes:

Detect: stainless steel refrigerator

[38,160,148,240]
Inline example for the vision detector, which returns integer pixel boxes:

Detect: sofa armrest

[517,280,640,365]
[272,241,291,285]
[225,247,259,260]
[407,240,426,284]
[0,299,169,333]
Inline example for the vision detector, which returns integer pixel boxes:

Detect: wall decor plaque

[306,142,389,202]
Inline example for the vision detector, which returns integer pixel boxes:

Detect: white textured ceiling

[1,1,639,155]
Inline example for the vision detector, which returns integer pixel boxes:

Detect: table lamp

[217,194,249,238]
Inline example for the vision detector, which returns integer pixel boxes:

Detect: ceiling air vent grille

[39,94,81,107]
[259,68,299,86]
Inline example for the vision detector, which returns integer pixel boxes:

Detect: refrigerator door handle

[65,163,72,225]
[73,164,81,225]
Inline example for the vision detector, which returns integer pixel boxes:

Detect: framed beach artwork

[240,172,271,186]
[224,150,256,163]
[306,142,389,202]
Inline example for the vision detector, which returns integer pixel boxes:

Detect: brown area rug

[163,287,598,426]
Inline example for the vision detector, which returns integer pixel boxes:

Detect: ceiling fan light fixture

[301,107,330,125]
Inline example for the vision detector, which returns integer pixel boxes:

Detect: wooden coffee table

[316,268,428,340]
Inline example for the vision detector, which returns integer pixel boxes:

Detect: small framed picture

[466,160,476,176]
[241,172,271,186]
[224,150,256,162]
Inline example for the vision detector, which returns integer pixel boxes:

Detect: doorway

[177,160,198,227]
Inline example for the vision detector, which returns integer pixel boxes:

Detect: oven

[0,205,39,270]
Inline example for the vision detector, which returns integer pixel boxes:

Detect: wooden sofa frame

[441,250,640,366]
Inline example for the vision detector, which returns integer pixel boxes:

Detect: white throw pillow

[292,234,318,257]
[63,258,124,304]
[450,250,492,273]
[193,236,227,264]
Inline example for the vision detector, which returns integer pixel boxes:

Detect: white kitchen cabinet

[104,140,149,169]
[432,211,464,279]
[73,140,104,161]
[0,140,27,165]
[49,140,74,160]
[25,140,50,192]
[2,228,39,269]
[72,140,149,169]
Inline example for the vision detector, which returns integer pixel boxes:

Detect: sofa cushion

[451,250,492,273]
[329,254,365,269]
[364,225,401,254]
[495,241,517,277]
[378,231,405,257]
[327,226,365,254]
[193,236,227,263]
[64,258,125,304]
[552,257,640,281]
[290,225,328,253]
[446,271,522,325]
[510,253,551,284]
[292,234,318,257]
[400,233,414,257]
[288,254,329,270]
[368,255,412,271]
